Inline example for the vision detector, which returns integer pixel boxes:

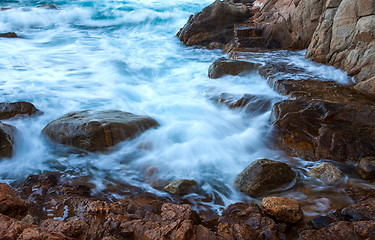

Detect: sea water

[0,0,353,214]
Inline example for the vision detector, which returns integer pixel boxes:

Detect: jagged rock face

[42,110,159,152]
[177,0,251,48]
[306,0,375,83]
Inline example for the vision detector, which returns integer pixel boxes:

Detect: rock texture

[0,122,16,159]
[177,0,251,48]
[42,110,159,152]
[306,0,375,83]
[0,183,28,218]
[307,162,344,184]
[0,102,40,120]
[216,93,274,114]
[357,156,375,180]
[234,158,296,196]
[163,179,198,195]
[208,58,258,78]
[261,197,303,223]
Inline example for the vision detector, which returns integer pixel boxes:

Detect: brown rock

[0,102,41,120]
[177,0,251,48]
[163,179,198,195]
[208,58,259,78]
[37,4,61,9]
[341,198,375,221]
[0,183,28,218]
[357,156,375,180]
[234,158,296,196]
[355,76,375,96]
[42,110,159,152]
[0,32,21,38]
[298,221,375,240]
[262,197,303,223]
[216,93,274,114]
[41,218,88,238]
[307,162,344,184]
[0,122,16,158]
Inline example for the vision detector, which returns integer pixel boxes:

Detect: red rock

[0,182,28,218]
[261,197,303,223]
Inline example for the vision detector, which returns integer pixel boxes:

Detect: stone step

[234,24,263,38]
[236,37,267,48]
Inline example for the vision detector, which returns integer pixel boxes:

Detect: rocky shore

[1,0,375,239]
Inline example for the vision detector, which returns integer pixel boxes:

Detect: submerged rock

[234,158,296,196]
[208,58,259,78]
[0,32,21,38]
[177,0,251,48]
[0,122,16,159]
[37,4,61,9]
[307,162,344,184]
[261,197,303,223]
[217,93,274,114]
[357,157,375,180]
[0,102,41,120]
[163,179,198,195]
[42,110,159,152]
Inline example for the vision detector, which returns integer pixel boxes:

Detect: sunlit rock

[307,162,344,184]
[208,58,259,79]
[262,196,303,223]
[234,158,296,196]
[42,110,159,152]
[163,179,198,195]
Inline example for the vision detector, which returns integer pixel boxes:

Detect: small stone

[307,162,344,185]
[357,157,375,180]
[0,32,21,38]
[234,158,296,196]
[262,197,303,223]
[163,179,198,195]
[22,214,35,224]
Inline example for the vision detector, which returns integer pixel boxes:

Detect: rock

[306,0,375,83]
[1,7,12,11]
[341,198,375,221]
[217,93,274,114]
[261,197,303,223]
[0,183,28,218]
[177,0,251,48]
[0,122,16,158]
[355,76,375,96]
[163,179,198,195]
[307,162,344,184]
[298,221,375,240]
[37,4,61,9]
[42,110,159,152]
[234,158,296,196]
[218,203,285,239]
[0,102,41,120]
[208,58,259,78]
[357,156,375,180]
[41,218,89,238]
[0,32,21,38]
[272,100,375,162]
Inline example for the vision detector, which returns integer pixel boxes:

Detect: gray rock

[42,110,159,152]
[307,162,344,184]
[163,179,198,195]
[234,159,296,197]
[357,156,375,180]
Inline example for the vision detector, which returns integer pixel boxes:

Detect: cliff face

[306,0,375,85]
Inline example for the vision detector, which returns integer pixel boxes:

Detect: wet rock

[0,122,16,158]
[0,32,21,38]
[177,0,251,48]
[272,100,375,162]
[298,221,375,240]
[41,218,89,238]
[1,7,12,11]
[306,0,375,83]
[0,102,41,120]
[234,158,296,196]
[262,197,303,223]
[218,202,285,239]
[341,198,375,221]
[307,162,344,184]
[163,179,198,195]
[37,4,61,9]
[0,183,28,218]
[208,58,259,78]
[42,110,159,152]
[217,93,274,114]
[357,156,375,180]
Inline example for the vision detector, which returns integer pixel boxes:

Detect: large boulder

[234,158,296,196]
[42,110,159,152]
[177,0,251,48]
[208,58,259,78]
[0,122,16,158]
[0,102,40,120]
[306,0,375,83]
